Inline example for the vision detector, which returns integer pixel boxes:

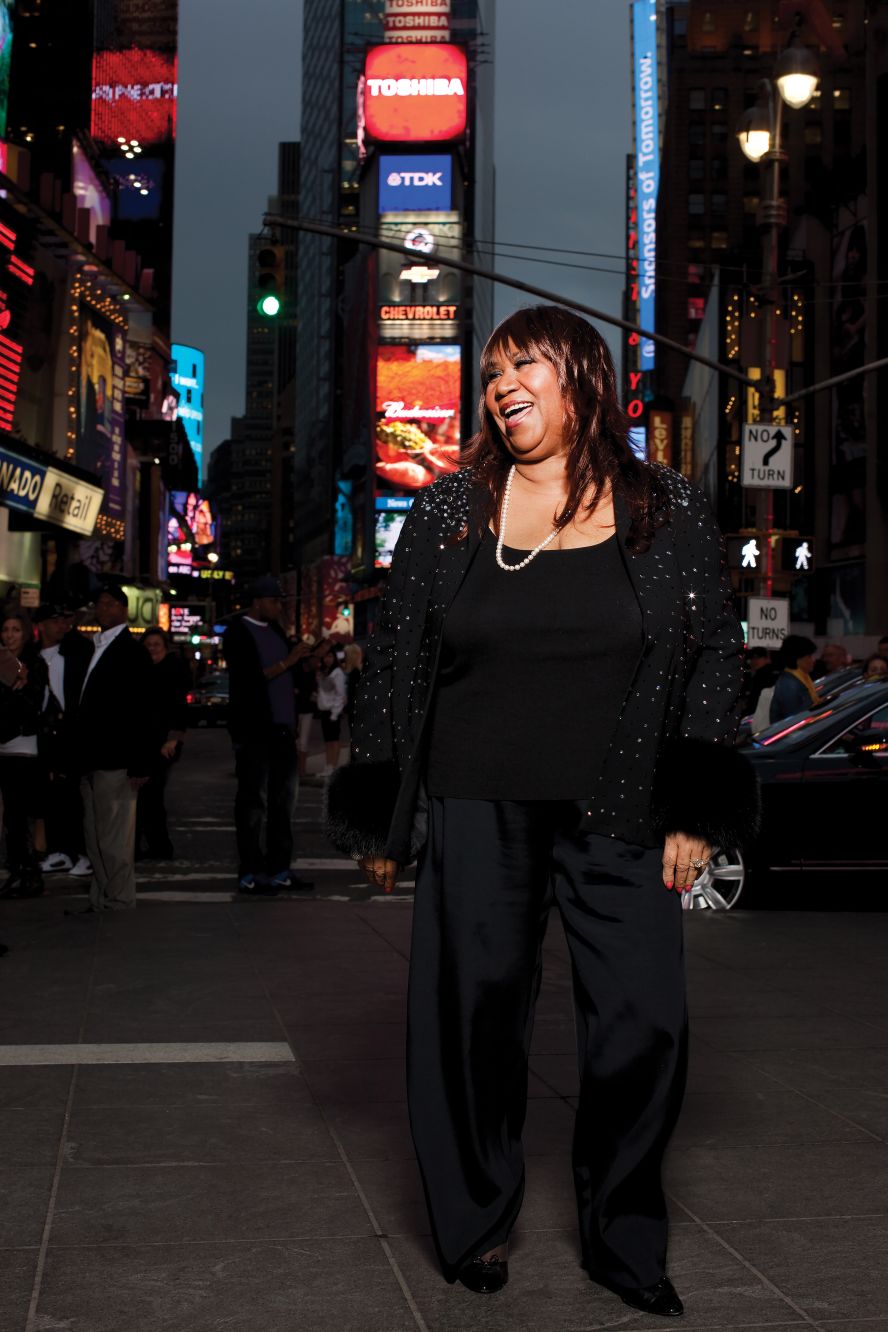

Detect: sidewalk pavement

[0,894,886,1331]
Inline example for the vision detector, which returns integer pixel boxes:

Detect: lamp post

[735,32,819,596]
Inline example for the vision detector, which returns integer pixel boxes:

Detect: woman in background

[769,635,820,724]
[315,644,347,778]
[0,610,48,898]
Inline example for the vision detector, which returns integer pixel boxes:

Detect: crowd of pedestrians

[0,588,189,918]
[743,632,888,730]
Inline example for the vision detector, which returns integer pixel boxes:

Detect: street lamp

[733,33,819,597]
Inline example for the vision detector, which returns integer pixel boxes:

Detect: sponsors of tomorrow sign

[632,0,659,370]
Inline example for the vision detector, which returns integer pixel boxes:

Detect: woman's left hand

[662,832,712,893]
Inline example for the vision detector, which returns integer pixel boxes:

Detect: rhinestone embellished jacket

[327,464,759,864]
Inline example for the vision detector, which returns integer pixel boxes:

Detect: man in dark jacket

[72,586,153,911]
[222,575,313,895]
[35,604,94,878]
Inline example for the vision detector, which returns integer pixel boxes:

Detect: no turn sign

[741,424,794,489]
[746,596,790,647]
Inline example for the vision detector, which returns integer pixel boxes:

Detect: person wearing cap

[68,585,153,912]
[222,575,314,894]
[34,604,94,879]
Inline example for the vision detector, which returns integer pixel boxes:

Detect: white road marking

[0,1042,295,1066]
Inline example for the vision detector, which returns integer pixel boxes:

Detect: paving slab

[35,1239,418,1332]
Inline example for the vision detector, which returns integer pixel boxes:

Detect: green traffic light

[257,293,281,317]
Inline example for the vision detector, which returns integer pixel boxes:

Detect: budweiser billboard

[384,0,451,43]
[363,43,467,143]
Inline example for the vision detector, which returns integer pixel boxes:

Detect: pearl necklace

[495,466,562,571]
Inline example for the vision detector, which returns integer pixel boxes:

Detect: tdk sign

[378,155,452,213]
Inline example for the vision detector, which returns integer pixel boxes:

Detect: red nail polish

[665,882,673,890]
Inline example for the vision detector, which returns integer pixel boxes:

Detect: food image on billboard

[91,48,178,146]
[375,344,460,497]
[364,44,467,143]
[78,306,126,519]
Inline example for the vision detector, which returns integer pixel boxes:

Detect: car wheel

[687,846,746,910]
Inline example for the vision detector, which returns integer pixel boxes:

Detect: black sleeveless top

[425,532,642,800]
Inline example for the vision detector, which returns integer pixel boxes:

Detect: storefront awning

[0,436,103,537]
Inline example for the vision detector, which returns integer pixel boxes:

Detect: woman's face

[322,650,335,670]
[1,619,25,654]
[797,652,816,675]
[484,342,569,463]
[144,634,167,663]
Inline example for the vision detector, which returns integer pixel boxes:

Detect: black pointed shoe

[616,1277,684,1317]
[457,1255,509,1294]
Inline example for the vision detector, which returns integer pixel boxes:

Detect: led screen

[0,1,13,140]
[364,44,467,143]
[78,305,126,519]
[91,48,178,146]
[375,343,460,499]
[167,491,218,571]
[378,154,452,212]
[170,344,204,482]
[72,142,112,246]
[375,509,408,569]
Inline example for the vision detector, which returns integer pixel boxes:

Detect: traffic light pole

[266,213,888,412]
[755,81,787,599]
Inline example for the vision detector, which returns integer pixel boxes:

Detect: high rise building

[645,0,885,637]
[0,0,191,608]
[207,144,299,583]
[295,0,495,639]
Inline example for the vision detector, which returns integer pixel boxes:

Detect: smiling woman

[328,304,759,1312]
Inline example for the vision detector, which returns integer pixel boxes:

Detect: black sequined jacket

[327,464,759,864]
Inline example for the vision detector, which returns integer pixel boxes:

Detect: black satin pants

[407,798,688,1288]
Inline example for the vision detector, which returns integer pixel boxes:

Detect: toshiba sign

[364,44,467,143]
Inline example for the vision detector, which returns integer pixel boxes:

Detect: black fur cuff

[651,737,760,849]
[325,760,401,860]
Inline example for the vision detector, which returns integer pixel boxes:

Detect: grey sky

[172,0,631,459]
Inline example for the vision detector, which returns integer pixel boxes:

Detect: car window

[820,703,888,756]
[751,684,888,752]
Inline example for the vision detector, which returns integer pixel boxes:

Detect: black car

[186,672,230,727]
[690,680,888,910]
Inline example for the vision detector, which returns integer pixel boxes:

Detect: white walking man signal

[741,538,760,569]
[794,540,812,572]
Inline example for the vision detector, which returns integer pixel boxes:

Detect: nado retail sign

[379,154,452,212]
[0,446,102,536]
[364,44,467,143]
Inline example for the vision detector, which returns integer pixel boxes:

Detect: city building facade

[639,0,885,638]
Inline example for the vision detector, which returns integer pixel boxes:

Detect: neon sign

[0,214,35,434]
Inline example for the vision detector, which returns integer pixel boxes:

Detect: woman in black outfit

[135,628,189,860]
[327,307,758,1316]
[0,609,49,898]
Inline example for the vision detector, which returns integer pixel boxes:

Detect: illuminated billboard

[375,344,460,498]
[378,154,452,212]
[0,1,13,140]
[78,304,126,520]
[363,44,467,143]
[384,0,450,43]
[167,491,219,572]
[632,0,659,370]
[91,48,178,146]
[375,509,409,569]
[72,142,112,247]
[170,344,205,481]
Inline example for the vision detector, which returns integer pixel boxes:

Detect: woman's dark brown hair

[1,608,35,645]
[462,304,668,550]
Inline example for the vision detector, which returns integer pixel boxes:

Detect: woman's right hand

[357,857,401,894]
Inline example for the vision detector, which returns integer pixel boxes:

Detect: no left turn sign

[741,424,794,490]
